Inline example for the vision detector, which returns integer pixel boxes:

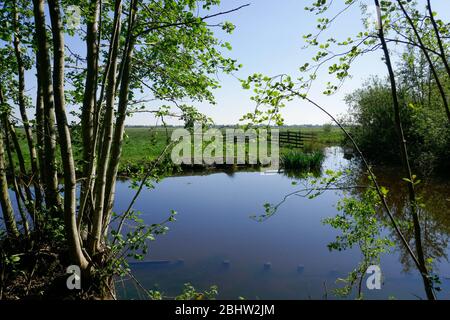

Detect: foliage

[149,283,219,300]
[343,77,404,163]
[344,71,450,175]
[237,0,449,299]
[322,123,333,134]
[0,0,246,299]
[323,181,394,299]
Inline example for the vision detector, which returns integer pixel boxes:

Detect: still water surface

[114,147,450,299]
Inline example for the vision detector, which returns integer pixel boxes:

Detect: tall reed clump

[281,150,325,171]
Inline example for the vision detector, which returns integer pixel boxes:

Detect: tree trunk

[3,117,30,239]
[81,0,100,178]
[426,0,450,86]
[375,0,436,300]
[32,0,62,215]
[88,0,123,254]
[104,0,138,233]
[47,0,89,269]
[396,0,450,124]
[12,0,42,209]
[7,118,36,224]
[35,65,46,218]
[0,118,19,238]
[80,0,101,229]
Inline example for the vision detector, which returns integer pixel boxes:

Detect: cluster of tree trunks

[0,0,139,274]
[0,0,242,290]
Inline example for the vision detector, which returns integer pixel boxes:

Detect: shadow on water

[112,146,450,300]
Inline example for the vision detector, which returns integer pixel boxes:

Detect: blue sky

[173,0,449,126]
[21,0,450,126]
[191,0,377,126]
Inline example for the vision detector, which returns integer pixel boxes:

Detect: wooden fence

[279,131,315,149]
[191,130,315,149]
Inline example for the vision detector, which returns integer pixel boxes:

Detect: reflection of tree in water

[349,164,450,274]
[259,150,450,276]
[394,185,450,274]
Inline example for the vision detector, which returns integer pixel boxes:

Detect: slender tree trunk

[88,0,123,254]
[375,0,436,300]
[426,0,450,84]
[47,0,89,269]
[12,0,42,209]
[396,0,450,123]
[0,88,30,208]
[79,0,101,229]
[104,0,138,233]
[32,0,62,215]
[0,84,32,235]
[0,117,19,238]
[7,119,36,224]
[81,0,100,178]
[2,117,30,239]
[78,0,109,233]
[35,65,46,217]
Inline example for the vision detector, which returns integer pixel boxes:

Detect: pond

[113,147,450,299]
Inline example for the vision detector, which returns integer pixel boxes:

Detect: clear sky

[190,0,378,126]
[21,0,450,126]
[167,0,449,126]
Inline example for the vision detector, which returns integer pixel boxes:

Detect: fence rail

[189,130,316,149]
[279,131,315,149]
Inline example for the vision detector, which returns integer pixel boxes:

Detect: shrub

[281,150,325,171]
[344,76,450,175]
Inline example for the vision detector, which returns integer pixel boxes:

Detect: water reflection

[366,166,450,276]
[339,157,450,276]
[114,147,450,299]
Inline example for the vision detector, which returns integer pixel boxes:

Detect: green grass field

[10,126,343,175]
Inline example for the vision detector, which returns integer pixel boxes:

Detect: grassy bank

[11,126,343,175]
[122,126,342,169]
